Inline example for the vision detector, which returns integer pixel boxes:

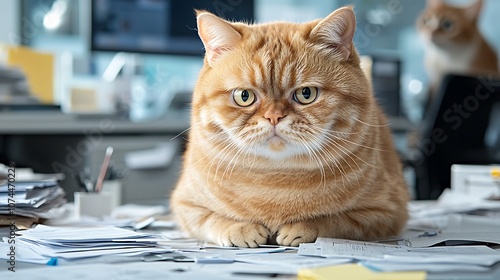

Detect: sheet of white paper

[404,231,500,248]
[19,224,153,242]
[0,238,51,265]
[0,262,238,280]
[299,238,500,267]
[384,246,500,266]
[0,181,57,193]
[55,247,173,259]
[299,238,403,260]
[234,252,352,269]
[362,261,491,272]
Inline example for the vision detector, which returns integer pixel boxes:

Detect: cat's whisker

[223,140,249,182]
[327,133,388,153]
[213,141,241,187]
[352,117,390,128]
[304,126,368,184]
[244,141,260,178]
[319,135,363,184]
[302,131,351,189]
[318,127,388,153]
[202,139,233,173]
[181,132,235,173]
[170,120,204,141]
[299,132,338,175]
[211,143,239,187]
[322,136,379,170]
[214,129,256,184]
[316,126,364,136]
[180,125,243,173]
[296,135,327,189]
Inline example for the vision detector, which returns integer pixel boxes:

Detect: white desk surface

[1,201,500,280]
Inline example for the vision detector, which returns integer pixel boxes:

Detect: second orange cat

[417,0,499,102]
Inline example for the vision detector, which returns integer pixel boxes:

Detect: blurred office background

[0,0,499,202]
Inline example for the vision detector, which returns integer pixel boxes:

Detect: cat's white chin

[268,135,286,150]
[249,137,302,161]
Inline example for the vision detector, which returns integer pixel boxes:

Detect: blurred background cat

[417,0,499,109]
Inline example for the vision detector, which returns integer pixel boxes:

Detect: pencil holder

[74,192,114,219]
[100,180,122,209]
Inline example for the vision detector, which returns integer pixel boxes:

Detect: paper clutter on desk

[0,180,67,223]
[0,224,172,263]
[298,237,500,273]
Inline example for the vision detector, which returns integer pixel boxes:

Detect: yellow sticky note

[298,264,426,280]
[491,168,500,178]
[7,45,54,104]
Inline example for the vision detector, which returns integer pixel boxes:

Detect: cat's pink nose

[264,110,286,126]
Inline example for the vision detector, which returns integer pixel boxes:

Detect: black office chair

[413,74,500,200]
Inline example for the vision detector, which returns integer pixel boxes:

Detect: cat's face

[417,0,482,47]
[193,8,370,161]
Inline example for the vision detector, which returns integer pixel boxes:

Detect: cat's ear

[310,6,356,61]
[426,0,443,8]
[196,10,242,65]
[465,0,483,22]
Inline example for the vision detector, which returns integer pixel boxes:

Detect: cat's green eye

[233,89,256,107]
[294,87,318,105]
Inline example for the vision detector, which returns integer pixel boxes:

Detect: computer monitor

[370,56,402,118]
[91,0,255,56]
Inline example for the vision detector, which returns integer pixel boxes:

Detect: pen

[95,146,114,193]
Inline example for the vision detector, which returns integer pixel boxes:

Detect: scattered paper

[404,231,500,248]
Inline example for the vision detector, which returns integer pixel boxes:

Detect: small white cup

[74,192,114,219]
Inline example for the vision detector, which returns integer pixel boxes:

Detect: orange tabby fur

[170,7,409,247]
[417,0,499,101]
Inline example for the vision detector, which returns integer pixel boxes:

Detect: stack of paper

[0,224,172,264]
[0,180,66,222]
[298,237,500,272]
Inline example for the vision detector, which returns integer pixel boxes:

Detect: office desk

[0,109,190,134]
[0,109,190,204]
[1,206,500,280]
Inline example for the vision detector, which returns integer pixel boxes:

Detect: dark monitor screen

[91,0,255,56]
[370,56,402,117]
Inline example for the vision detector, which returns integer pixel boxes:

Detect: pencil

[95,146,114,193]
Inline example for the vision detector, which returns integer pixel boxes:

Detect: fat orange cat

[417,0,499,102]
[170,6,409,247]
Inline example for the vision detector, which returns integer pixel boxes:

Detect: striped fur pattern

[170,7,409,247]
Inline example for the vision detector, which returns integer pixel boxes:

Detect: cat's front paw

[218,222,270,248]
[277,222,319,247]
